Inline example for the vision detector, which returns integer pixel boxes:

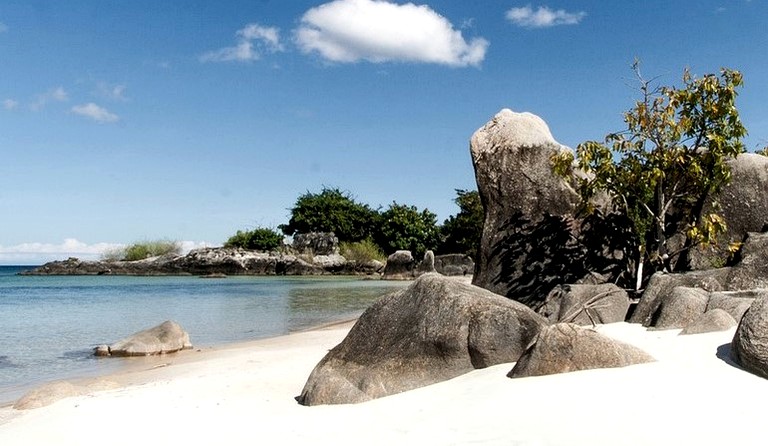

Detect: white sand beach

[0,320,766,446]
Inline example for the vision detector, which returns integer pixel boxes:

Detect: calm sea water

[0,266,407,404]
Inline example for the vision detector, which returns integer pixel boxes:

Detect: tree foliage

[376,202,440,259]
[279,187,379,243]
[553,63,747,282]
[224,227,283,251]
[438,189,483,257]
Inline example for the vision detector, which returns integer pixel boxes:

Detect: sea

[0,265,408,404]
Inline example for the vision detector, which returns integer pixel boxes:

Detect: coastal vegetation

[553,63,747,286]
[224,227,283,251]
[102,240,182,261]
[339,239,386,263]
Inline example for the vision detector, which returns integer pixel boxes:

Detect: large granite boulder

[508,323,655,378]
[382,250,415,280]
[690,154,768,269]
[731,297,768,379]
[726,231,768,290]
[296,273,547,405]
[94,320,192,357]
[707,290,765,322]
[538,283,629,325]
[680,309,737,335]
[651,287,710,330]
[470,109,583,307]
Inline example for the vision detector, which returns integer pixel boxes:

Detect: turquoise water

[0,266,407,404]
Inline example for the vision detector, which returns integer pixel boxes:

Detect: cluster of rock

[296,108,768,405]
[381,250,474,280]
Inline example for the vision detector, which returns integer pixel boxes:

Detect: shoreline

[3,322,768,444]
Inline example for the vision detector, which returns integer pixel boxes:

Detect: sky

[1,0,767,264]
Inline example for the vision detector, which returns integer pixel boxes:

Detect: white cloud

[71,102,119,123]
[29,86,68,111]
[0,239,213,265]
[3,99,18,110]
[200,23,283,62]
[294,0,488,67]
[506,5,586,28]
[96,82,128,101]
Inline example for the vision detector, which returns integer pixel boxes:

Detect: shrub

[103,240,181,261]
[375,202,440,259]
[224,227,283,251]
[279,187,380,243]
[438,189,483,257]
[340,239,386,263]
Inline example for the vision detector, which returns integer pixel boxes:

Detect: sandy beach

[0,319,766,445]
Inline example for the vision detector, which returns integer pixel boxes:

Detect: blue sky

[1,0,766,264]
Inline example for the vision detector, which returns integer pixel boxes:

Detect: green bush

[340,239,386,263]
[224,227,283,251]
[279,187,380,243]
[103,240,181,261]
[375,202,440,259]
[438,189,483,257]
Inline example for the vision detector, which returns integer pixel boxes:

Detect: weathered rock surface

[680,309,737,335]
[538,283,629,325]
[731,297,768,379]
[726,231,768,290]
[434,254,474,276]
[296,273,547,405]
[470,109,582,306]
[707,290,765,322]
[651,287,710,330]
[382,250,415,280]
[691,154,768,269]
[508,323,655,378]
[293,232,339,256]
[96,321,192,357]
[629,270,727,326]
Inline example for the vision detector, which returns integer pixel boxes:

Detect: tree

[376,202,440,259]
[224,227,283,251]
[279,187,380,243]
[553,63,747,287]
[438,189,483,257]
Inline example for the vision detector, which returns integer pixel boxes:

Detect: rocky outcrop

[707,290,766,321]
[680,309,737,335]
[94,320,192,357]
[690,154,768,269]
[434,254,474,276]
[731,297,768,379]
[471,109,581,306]
[508,323,655,378]
[538,283,629,326]
[21,246,384,276]
[13,380,118,410]
[381,250,415,280]
[296,274,547,405]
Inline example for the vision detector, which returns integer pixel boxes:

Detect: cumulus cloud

[30,86,68,111]
[200,23,283,62]
[294,0,488,67]
[96,82,128,101]
[71,103,119,123]
[506,5,586,28]
[3,99,18,110]
[0,239,214,265]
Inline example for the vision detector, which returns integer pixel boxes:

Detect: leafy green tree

[376,202,440,258]
[279,187,379,243]
[553,63,747,287]
[224,227,283,251]
[438,189,483,257]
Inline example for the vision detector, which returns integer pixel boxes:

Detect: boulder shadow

[716,343,741,369]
